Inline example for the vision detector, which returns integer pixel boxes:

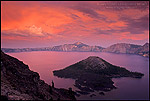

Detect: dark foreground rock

[90,94,96,97]
[53,56,144,95]
[75,90,90,95]
[1,51,76,100]
[99,92,105,95]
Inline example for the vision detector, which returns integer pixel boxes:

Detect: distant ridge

[102,43,149,57]
[1,42,149,57]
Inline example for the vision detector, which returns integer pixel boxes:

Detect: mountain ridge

[1,42,149,57]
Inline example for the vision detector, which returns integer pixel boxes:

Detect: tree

[57,95,60,101]
[49,85,52,94]
[52,80,54,88]
[68,87,73,95]
[50,97,53,101]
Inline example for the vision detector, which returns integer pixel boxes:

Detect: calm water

[8,51,149,100]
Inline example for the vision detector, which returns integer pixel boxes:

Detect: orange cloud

[1,1,73,33]
[116,32,148,40]
[1,1,149,48]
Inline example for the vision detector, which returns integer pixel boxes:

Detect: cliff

[103,43,149,57]
[2,42,149,57]
[1,42,104,53]
[1,51,76,100]
[51,42,104,52]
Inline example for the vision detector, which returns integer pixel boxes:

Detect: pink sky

[1,1,149,48]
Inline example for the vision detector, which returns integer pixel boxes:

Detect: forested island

[53,56,144,95]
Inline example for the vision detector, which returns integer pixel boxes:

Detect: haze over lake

[8,51,149,100]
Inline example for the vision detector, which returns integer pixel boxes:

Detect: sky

[1,1,149,48]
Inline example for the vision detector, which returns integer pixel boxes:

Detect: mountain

[103,43,141,54]
[1,42,104,52]
[1,42,149,57]
[1,47,52,53]
[53,56,144,95]
[51,42,104,52]
[141,43,149,52]
[1,51,76,100]
[103,43,149,57]
[136,43,149,57]
[73,42,88,47]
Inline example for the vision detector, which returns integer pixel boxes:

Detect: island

[53,56,144,95]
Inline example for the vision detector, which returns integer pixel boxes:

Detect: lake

[7,51,149,100]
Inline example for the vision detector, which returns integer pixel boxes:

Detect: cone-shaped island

[53,56,144,95]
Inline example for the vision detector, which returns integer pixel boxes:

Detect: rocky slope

[51,42,104,52]
[1,42,104,53]
[135,43,149,57]
[2,42,104,52]
[1,47,52,53]
[1,51,76,100]
[103,43,141,54]
[103,43,149,57]
[53,56,144,95]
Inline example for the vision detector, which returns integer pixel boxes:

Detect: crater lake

[7,51,149,100]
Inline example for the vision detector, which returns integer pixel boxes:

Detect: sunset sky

[1,1,149,48]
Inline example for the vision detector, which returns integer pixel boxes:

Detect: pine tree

[52,80,54,88]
